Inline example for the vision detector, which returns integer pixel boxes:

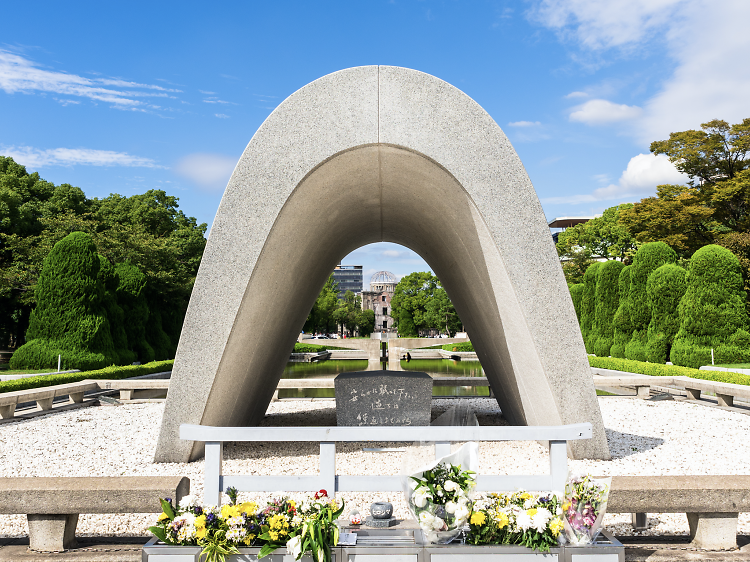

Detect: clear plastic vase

[561,475,611,545]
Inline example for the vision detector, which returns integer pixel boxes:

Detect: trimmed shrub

[580,262,601,353]
[10,232,116,370]
[592,260,624,357]
[443,342,474,352]
[115,262,154,363]
[0,360,173,393]
[98,255,136,365]
[671,245,750,368]
[588,355,750,386]
[294,342,329,353]
[569,284,584,323]
[611,265,633,358]
[625,242,677,361]
[145,303,173,361]
[646,264,687,363]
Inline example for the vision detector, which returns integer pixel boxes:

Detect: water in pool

[279,359,488,398]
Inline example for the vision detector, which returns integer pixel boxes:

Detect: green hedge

[293,342,329,352]
[588,356,750,386]
[0,360,174,394]
[611,265,633,358]
[443,342,474,352]
[592,260,624,357]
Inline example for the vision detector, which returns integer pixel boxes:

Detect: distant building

[362,271,397,332]
[332,265,363,298]
[548,216,595,244]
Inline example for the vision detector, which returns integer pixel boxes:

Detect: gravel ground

[1,396,748,538]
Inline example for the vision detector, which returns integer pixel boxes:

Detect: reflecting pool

[279,358,488,398]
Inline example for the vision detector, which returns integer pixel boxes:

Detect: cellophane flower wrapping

[561,474,611,545]
[402,441,478,544]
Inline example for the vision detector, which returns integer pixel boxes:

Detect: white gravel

[1,397,749,538]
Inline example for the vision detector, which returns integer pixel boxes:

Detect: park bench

[0,380,99,419]
[608,475,750,550]
[96,378,170,400]
[0,476,189,552]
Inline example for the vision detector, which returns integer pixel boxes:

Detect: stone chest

[334,370,432,426]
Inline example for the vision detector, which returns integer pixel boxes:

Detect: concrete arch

[155,66,609,463]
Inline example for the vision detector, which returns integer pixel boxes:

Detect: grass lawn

[715,363,750,369]
[0,368,56,375]
[596,389,618,396]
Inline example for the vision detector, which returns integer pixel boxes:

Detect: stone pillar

[27,514,79,552]
[687,512,738,550]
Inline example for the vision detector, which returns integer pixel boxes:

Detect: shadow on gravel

[606,429,664,459]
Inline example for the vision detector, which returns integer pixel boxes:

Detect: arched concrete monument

[155,66,610,463]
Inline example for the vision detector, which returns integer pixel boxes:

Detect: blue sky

[2,1,749,289]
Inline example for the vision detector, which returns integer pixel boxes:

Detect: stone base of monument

[365,516,398,528]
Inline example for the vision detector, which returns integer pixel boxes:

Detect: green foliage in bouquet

[467,491,563,552]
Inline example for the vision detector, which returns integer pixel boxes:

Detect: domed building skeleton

[362,271,397,332]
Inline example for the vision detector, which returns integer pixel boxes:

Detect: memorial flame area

[155,66,610,463]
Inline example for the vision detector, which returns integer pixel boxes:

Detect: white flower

[292,514,303,526]
[419,511,435,529]
[516,510,532,532]
[523,497,536,510]
[454,503,470,522]
[443,480,458,492]
[432,516,446,531]
[177,494,198,510]
[287,535,303,558]
[413,488,432,508]
[532,507,552,533]
[425,531,438,543]
[445,501,456,514]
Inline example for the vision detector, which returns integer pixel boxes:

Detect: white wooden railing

[180,423,592,506]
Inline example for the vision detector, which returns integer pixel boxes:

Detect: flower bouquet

[561,474,611,545]
[467,491,564,552]
[404,443,477,544]
[148,488,343,562]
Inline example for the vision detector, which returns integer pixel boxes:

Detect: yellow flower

[470,512,486,526]
[196,527,208,540]
[221,505,241,519]
[157,512,169,521]
[269,531,279,541]
[526,508,538,517]
[288,500,296,509]
[195,515,207,529]
[243,534,256,545]
[239,502,258,516]
[493,511,509,529]
[550,517,564,537]
[520,492,532,501]
[562,501,571,511]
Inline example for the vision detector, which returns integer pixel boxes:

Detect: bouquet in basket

[561,474,611,545]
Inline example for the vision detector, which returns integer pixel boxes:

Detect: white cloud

[1,145,163,168]
[0,49,180,110]
[542,153,687,204]
[565,91,589,99]
[569,99,642,125]
[529,1,750,143]
[528,0,684,50]
[174,153,237,191]
[215,113,229,119]
[508,120,542,127]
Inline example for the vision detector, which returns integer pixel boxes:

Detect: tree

[0,157,207,350]
[98,254,136,365]
[651,118,750,186]
[717,230,750,314]
[9,232,115,370]
[390,272,440,337]
[115,261,154,363]
[424,287,462,335]
[556,204,638,268]
[333,291,362,336]
[569,283,584,323]
[624,242,677,361]
[592,260,624,357]
[646,264,687,363]
[303,275,339,335]
[579,262,601,353]
[611,265,633,358]
[618,184,714,258]
[356,309,375,336]
[671,245,750,368]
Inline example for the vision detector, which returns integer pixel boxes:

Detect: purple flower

[206,513,216,525]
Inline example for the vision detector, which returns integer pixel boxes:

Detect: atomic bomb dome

[370,271,396,293]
